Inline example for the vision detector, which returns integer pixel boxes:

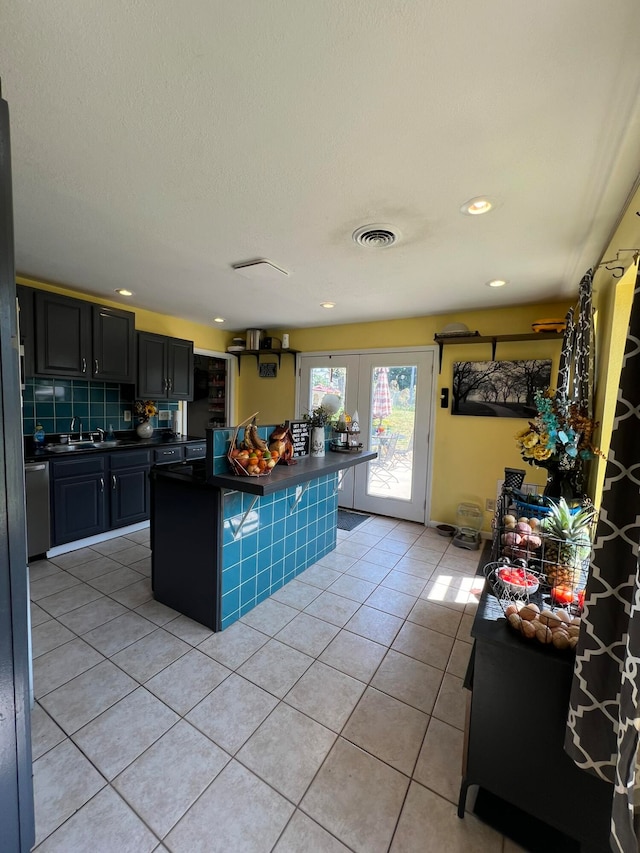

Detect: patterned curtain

[565,270,640,852]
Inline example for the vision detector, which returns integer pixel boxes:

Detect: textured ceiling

[2,1,640,331]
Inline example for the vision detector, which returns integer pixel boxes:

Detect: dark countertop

[153,450,378,496]
[24,432,205,463]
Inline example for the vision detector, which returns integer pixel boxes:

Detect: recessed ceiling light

[320,302,336,309]
[213,317,225,323]
[486,279,508,288]
[115,288,134,297]
[460,197,493,216]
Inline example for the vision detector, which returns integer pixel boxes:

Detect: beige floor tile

[110,543,151,566]
[413,717,464,804]
[238,638,314,698]
[360,546,400,569]
[56,596,127,634]
[447,639,473,679]
[111,627,190,682]
[419,578,476,611]
[198,621,269,670]
[187,673,278,753]
[391,621,455,670]
[381,569,428,597]
[271,578,323,610]
[29,560,61,582]
[30,703,66,761]
[163,614,214,645]
[36,786,157,853]
[32,739,105,846]
[374,537,411,557]
[30,601,51,627]
[319,630,387,683]
[38,583,105,618]
[135,598,180,626]
[274,612,340,657]
[327,573,377,603]
[48,547,101,570]
[90,536,137,556]
[345,559,391,584]
[285,660,365,731]
[113,720,229,838]
[72,687,179,780]
[64,554,124,581]
[347,531,383,547]
[457,613,475,641]
[31,620,75,658]
[334,539,373,559]
[303,590,361,627]
[405,544,446,565]
[415,532,449,552]
[145,648,231,715]
[82,611,157,656]
[238,703,336,802]
[316,550,355,572]
[165,759,294,853]
[88,565,145,594]
[428,567,481,593]
[365,586,416,619]
[371,649,443,714]
[128,555,151,576]
[240,598,299,635]
[393,556,437,579]
[297,563,343,589]
[40,659,137,734]
[342,686,429,775]
[30,572,80,602]
[123,527,151,545]
[344,605,404,646]
[384,529,420,546]
[109,578,153,608]
[408,599,463,637]
[274,810,351,852]
[301,737,410,853]
[33,638,105,699]
[432,672,466,730]
[390,782,503,852]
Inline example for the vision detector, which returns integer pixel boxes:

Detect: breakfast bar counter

[150,426,375,631]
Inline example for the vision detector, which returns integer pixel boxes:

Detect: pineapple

[540,499,594,587]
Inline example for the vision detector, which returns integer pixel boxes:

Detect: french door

[298,349,435,523]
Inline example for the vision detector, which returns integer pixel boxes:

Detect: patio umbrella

[372,367,392,426]
[565,269,640,852]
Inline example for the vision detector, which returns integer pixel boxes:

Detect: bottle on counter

[33,422,45,446]
[107,424,115,440]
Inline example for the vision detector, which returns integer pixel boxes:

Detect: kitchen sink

[47,439,125,452]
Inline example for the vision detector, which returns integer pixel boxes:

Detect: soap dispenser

[33,422,45,446]
[107,424,115,441]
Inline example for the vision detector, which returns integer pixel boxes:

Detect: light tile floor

[29,518,526,852]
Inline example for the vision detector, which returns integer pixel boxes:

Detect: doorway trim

[295,346,438,525]
[186,348,236,434]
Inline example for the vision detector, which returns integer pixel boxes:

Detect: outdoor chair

[369,433,400,488]
[391,431,413,470]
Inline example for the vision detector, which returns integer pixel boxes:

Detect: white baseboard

[46,521,150,558]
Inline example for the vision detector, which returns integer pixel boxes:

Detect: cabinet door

[16,285,35,377]
[137,332,168,399]
[110,465,150,528]
[34,291,91,377]
[52,472,107,544]
[167,337,194,401]
[92,305,135,382]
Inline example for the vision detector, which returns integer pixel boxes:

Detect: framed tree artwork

[452,359,552,417]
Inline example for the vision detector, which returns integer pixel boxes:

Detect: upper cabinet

[34,291,135,382]
[16,285,36,377]
[137,332,194,401]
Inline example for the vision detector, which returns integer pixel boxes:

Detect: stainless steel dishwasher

[24,461,50,558]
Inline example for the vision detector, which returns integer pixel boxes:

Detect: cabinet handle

[162,450,173,455]
[94,359,99,375]
[168,378,173,393]
[112,474,117,490]
[99,477,104,493]
[82,357,87,373]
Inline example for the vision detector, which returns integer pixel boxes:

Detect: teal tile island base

[149,426,376,631]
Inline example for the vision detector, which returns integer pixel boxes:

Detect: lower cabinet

[109,450,152,529]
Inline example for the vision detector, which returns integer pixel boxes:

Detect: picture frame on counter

[289,420,310,457]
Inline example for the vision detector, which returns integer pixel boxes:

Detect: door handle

[99,477,104,493]
[94,359,99,375]
[112,474,117,490]
[82,357,87,373]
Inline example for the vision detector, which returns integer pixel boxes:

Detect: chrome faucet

[70,416,77,435]
[95,428,105,442]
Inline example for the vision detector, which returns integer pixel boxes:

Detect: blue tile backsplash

[22,377,179,437]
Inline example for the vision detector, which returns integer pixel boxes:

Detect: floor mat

[337,509,370,531]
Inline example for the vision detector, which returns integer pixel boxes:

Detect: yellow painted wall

[237,301,572,530]
[17,275,229,352]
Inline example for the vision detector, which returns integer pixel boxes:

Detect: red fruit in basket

[497,567,539,588]
[577,589,586,610]
[551,584,574,606]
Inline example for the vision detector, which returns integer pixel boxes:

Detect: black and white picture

[452,359,552,417]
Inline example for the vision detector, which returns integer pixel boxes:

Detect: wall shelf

[433,332,562,372]
[230,348,299,375]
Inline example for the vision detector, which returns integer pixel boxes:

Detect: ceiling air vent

[352,224,399,248]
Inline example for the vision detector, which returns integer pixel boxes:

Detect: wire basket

[227,413,274,477]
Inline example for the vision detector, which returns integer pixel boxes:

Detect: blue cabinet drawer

[51,455,105,479]
[153,445,184,464]
[185,443,206,460]
[109,449,152,470]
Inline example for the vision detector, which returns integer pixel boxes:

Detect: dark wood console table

[460,565,613,852]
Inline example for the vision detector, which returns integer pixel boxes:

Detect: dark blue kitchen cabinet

[137,332,194,401]
[34,290,135,382]
[109,449,151,529]
[51,456,107,544]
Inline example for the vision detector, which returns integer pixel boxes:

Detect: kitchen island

[150,425,376,630]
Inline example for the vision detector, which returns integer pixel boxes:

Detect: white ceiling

[3,1,640,331]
